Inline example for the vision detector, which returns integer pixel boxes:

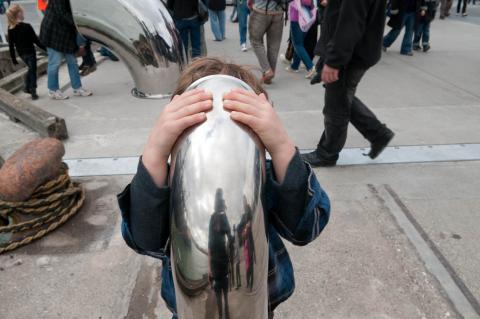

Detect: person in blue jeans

[167,0,202,59]
[413,0,438,52]
[39,0,92,100]
[237,0,250,51]
[285,0,316,79]
[383,0,422,56]
[208,0,226,41]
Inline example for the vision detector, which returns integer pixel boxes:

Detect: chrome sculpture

[70,0,185,98]
[169,75,268,319]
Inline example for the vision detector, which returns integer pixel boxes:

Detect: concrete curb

[0,88,68,140]
[0,57,49,94]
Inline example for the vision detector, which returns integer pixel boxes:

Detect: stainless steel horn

[169,75,269,319]
[70,0,185,98]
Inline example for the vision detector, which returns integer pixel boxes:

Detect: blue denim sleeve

[266,150,330,246]
[117,159,170,259]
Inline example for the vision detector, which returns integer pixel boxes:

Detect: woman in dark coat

[40,0,92,99]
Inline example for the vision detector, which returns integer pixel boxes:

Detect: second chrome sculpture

[169,75,269,319]
[70,0,185,98]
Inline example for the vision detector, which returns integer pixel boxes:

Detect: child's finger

[173,100,213,119]
[223,100,260,116]
[230,111,259,130]
[176,112,207,132]
[171,91,213,111]
[223,91,261,108]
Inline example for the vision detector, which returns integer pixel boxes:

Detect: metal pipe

[70,0,185,98]
[169,75,269,319]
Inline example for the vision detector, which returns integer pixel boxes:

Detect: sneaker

[423,44,431,52]
[80,65,97,76]
[413,44,422,51]
[31,89,39,101]
[305,68,316,79]
[241,43,248,52]
[48,90,69,100]
[367,129,395,159]
[280,54,291,65]
[73,88,93,97]
[462,12,468,16]
[285,66,300,73]
[301,151,337,167]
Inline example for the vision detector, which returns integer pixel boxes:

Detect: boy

[413,0,438,52]
[118,58,331,318]
[7,4,46,100]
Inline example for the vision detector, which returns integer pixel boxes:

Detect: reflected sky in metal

[70,0,185,98]
[169,75,269,319]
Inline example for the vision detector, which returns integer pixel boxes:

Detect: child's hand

[143,89,213,186]
[223,89,296,183]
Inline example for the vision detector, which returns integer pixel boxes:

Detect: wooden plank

[0,57,49,93]
[0,88,68,140]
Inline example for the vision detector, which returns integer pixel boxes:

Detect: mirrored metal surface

[169,75,268,319]
[70,0,185,98]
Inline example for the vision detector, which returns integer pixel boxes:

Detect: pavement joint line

[63,143,480,177]
[376,184,480,318]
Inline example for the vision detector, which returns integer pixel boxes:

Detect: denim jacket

[117,150,330,317]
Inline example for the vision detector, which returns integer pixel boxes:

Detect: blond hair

[172,57,268,99]
[7,4,23,29]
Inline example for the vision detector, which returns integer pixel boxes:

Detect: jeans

[457,0,468,13]
[20,54,37,91]
[316,67,389,162]
[413,21,431,46]
[383,12,416,54]
[290,22,314,71]
[238,0,249,45]
[209,9,226,40]
[47,47,82,91]
[175,17,202,59]
[248,10,284,73]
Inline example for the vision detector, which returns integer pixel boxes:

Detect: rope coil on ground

[0,163,85,254]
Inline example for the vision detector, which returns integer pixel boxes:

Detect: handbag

[198,0,209,24]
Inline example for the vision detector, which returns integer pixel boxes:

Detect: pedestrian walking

[456,0,468,15]
[40,0,92,100]
[302,0,395,167]
[237,0,250,52]
[383,0,422,56]
[208,0,226,41]
[439,0,453,18]
[167,0,205,59]
[413,0,438,52]
[248,0,288,84]
[77,34,97,76]
[7,4,45,100]
[285,0,317,79]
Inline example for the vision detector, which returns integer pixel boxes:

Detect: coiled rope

[0,163,85,254]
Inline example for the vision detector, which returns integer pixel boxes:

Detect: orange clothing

[38,0,48,11]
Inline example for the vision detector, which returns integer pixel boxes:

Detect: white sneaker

[306,68,316,79]
[73,88,93,97]
[48,90,69,100]
[241,43,248,52]
[285,66,300,73]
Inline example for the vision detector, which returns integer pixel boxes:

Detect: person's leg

[290,22,314,70]
[210,10,222,40]
[457,0,462,12]
[190,19,202,58]
[401,13,415,54]
[422,21,431,46]
[238,0,248,45]
[64,53,82,90]
[447,0,454,14]
[413,22,423,49]
[383,27,402,48]
[219,10,226,39]
[304,22,318,60]
[249,11,272,73]
[316,68,367,163]
[47,47,62,92]
[350,96,390,142]
[175,19,190,59]
[83,39,96,67]
[462,0,468,13]
[265,13,284,73]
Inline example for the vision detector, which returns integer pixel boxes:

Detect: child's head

[172,57,268,99]
[7,4,24,28]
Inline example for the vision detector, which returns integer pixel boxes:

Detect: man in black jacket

[302,0,395,167]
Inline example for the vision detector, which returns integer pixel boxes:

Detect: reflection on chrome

[70,0,185,98]
[170,75,268,319]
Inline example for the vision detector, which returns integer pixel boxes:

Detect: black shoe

[31,90,39,100]
[423,44,431,52]
[301,151,337,167]
[367,130,395,159]
[413,44,421,51]
[23,87,30,94]
[401,51,414,56]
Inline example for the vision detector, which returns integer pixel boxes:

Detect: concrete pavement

[1,5,480,319]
